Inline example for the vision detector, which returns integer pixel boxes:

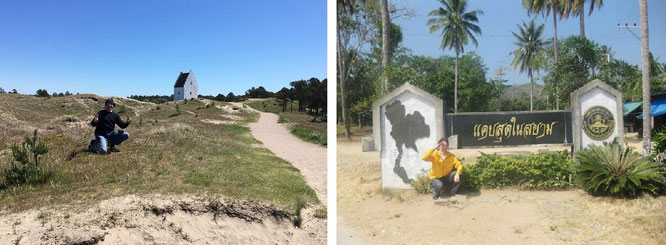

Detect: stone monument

[570,79,624,151]
[372,83,445,189]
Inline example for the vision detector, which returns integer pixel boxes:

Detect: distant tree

[511,19,547,111]
[288,88,296,111]
[11,89,18,94]
[427,0,483,112]
[245,86,272,98]
[543,36,603,108]
[36,89,50,97]
[290,79,308,112]
[275,87,291,112]
[0,87,5,93]
[215,93,226,101]
[64,91,72,96]
[226,92,236,102]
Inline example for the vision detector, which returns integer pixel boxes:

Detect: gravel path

[237,103,327,202]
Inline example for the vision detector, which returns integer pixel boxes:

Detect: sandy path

[337,137,666,244]
[237,103,327,203]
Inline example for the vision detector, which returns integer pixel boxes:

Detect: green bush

[652,126,666,162]
[473,151,576,190]
[411,171,432,194]
[576,141,666,198]
[2,130,52,189]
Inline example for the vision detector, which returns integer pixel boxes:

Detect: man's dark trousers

[430,171,463,198]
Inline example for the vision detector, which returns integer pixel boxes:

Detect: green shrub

[576,141,666,198]
[411,171,432,194]
[652,127,666,162]
[473,151,576,190]
[2,130,52,189]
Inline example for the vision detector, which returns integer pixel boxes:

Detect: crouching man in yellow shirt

[421,138,463,200]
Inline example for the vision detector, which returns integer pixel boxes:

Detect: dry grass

[0,94,318,214]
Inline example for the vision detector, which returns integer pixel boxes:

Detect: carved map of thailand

[385,100,430,184]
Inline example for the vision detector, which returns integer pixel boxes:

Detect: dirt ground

[337,135,666,245]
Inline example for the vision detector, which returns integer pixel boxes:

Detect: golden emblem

[583,106,614,140]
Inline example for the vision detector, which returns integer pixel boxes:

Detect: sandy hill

[0,93,324,244]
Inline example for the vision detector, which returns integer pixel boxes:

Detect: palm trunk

[381,0,390,92]
[454,53,459,113]
[640,0,651,156]
[579,5,585,37]
[553,9,560,110]
[337,29,351,139]
[529,67,534,111]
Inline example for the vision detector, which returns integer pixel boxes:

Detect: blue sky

[0,0,326,97]
[392,0,666,86]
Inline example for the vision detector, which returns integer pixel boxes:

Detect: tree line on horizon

[128,77,327,117]
[337,0,665,139]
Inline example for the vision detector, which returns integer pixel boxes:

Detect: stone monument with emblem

[570,79,624,151]
[372,83,445,189]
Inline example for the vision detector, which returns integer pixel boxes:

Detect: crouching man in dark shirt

[90,98,131,154]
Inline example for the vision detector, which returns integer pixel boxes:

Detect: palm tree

[427,0,483,113]
[380,0,390,93]
[511,20,547,111]
[523,0,563,109]
[558,0,603,37]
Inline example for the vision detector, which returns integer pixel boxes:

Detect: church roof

[174,72,190,88]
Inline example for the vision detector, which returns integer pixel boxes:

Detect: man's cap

[105,98,115,106]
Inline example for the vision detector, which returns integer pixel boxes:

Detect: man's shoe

[109,146,120,153]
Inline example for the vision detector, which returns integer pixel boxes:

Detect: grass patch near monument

[0,94,318,214]
[246,98,326,146]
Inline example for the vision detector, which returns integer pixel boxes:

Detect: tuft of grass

[278,115,289,123]
[293,200,305,228]
[291,126,326,146]
[313,206,327,219]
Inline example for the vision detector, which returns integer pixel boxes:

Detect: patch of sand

[200,119,235,125]
[0,194,326,244]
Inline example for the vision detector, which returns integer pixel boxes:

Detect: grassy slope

[0,94,318,213]
[245,98,326,146]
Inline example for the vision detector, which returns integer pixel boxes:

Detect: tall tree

[523,0,563,109]
[511,20,547,111]
[380,0,390,92]
[427,0,483,113]
[639,0,650,156]
[338,0,372,139]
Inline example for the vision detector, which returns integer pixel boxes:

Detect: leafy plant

[411,171,432,194]
[576,141,666,198]
[2,129,52,188]
[473,151,575,190]
[651,126,666,162]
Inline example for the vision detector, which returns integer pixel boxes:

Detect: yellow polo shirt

[421,148,463,179]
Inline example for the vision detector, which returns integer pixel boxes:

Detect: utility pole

[617,23,641,42]
[639,0,651,157]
